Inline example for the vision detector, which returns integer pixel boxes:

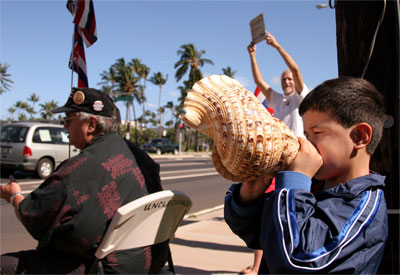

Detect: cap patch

[73,91,85,105]
[93,100,104,112]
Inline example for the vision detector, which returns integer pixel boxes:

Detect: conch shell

[179,75,299,182]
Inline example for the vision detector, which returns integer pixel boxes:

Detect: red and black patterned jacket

[18,133,168,274]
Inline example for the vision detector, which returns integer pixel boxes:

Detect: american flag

[69,25,88,87]
[254,86,274,116]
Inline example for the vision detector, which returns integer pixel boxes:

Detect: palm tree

[113,58,140,123]
[222,66,237,78]
[0,63,13,94]
[98,67,117,99]
[175,44,214,151]
[7,106,16,120]
[177,80,193,107]
[164,101,181,143]
[159,106,165,134]
[14,101,26,119]
[174,43,214,85]
[165,100,179,129]
[40,100,58,120]
[100,85,113,97]
[28,93,39,116]
[20,102,28,119]
[18,113,27,121]
[112,58,143,143]
[149,72,168,137]
[176,80,196,151]
[26,106,35,120]
[131,59,150,130]
[164,120,173,128]
[135,85,146,128]
[147,111,158,127]
[142,110,154,128]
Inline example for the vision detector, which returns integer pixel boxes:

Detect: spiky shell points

[179,75,299,182]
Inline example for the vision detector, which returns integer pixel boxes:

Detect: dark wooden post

[335,1,399,273]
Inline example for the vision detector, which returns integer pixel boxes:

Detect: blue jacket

[224,172,388,274]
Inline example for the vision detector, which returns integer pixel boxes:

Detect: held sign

[250,13,266,44]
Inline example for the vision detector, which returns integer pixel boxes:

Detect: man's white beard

[283,87,293,95]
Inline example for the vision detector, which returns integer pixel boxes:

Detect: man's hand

[247,42,256,56]
[0,180,22,203]
[239,174,274,205]
[265,32,280,49]
[288,137,323,179]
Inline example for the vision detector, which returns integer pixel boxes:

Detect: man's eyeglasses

[63,116,76,126]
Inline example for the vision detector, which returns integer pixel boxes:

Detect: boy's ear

[350,123,372,150]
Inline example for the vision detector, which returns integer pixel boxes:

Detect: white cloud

[271,75,281,85]
[168,89,179,97]
[146,86,157,92]
[235,75,252,88]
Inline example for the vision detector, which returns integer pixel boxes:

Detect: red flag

[69,25,88,87]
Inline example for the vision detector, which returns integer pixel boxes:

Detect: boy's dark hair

[299,77,385,155]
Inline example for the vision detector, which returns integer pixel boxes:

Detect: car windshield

[152,139,163,145]
[0,125,29,143]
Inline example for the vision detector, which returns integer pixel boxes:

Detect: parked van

[0,122,80,178]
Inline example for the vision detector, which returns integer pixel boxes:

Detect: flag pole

[70,30,74,91]
[68,0,77,92]
[68,26,75,159]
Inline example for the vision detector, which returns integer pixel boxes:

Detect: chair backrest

[95,190,192,259]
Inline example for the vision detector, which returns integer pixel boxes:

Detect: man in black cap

[0,87,168,274]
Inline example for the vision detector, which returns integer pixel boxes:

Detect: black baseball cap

[52,87,116,118]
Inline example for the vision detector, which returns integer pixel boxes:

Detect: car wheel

[156,148,162,155]
[37,158,54,179]
[173,148,179,155]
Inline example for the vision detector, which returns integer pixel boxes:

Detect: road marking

[1,181,39,186]
[160,162,210,167]
[161,168,216,175]
[1,171,221,197]
[1,168,217,185]
[184,204,224,219]
[161,172,219,181]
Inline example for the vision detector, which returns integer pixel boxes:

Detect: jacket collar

[316,173,385,199]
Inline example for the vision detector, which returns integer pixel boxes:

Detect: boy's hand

[239,174,274,205]
[288,137,323,179]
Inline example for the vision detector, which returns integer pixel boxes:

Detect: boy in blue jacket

[225,77,388,274]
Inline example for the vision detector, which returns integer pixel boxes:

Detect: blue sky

[1,0,338,122]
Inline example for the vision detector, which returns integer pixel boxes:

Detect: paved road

[0,155,234,254]
[1,156,231,213]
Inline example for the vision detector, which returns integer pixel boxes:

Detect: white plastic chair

[89,190,192,274]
